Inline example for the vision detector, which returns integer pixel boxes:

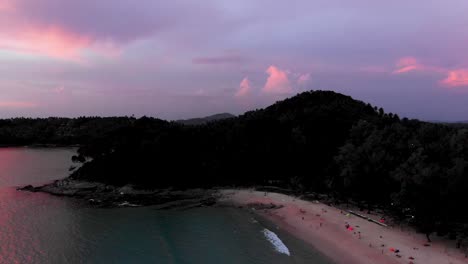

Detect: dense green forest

[3,91,468,242]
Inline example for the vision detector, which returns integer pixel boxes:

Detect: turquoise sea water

[0,147,332,264]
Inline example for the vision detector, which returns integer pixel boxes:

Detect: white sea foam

[262,228,290,256]
[117,201,141,207]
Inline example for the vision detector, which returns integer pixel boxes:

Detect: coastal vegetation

[6,91,468,245]
[0,117,134,146]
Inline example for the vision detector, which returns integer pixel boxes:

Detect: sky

[1,0,468,121]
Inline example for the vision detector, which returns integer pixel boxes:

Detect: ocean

[0,147,332,264]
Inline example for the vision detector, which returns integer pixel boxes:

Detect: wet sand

[220,189,467,264]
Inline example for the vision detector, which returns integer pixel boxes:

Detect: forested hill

[176,113,235,125]
[71,91,388,187]
[68,90,468,239]
[0,117,135,146]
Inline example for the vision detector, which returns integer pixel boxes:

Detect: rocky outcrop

[18,179,219,208]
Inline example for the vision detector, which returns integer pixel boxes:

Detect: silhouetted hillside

[176,113,235,125]
[0,117,135,146]
[70,90,399,191]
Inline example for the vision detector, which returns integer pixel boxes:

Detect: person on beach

[457,239,461,248]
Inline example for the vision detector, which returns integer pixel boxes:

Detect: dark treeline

[72,91,385,188]
[176,113,236,125]
[3,91,468,243]
[0,117,135,146]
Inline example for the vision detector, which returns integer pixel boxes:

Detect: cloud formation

[0,101,37,108]
[297,73,311,85]
[0,0,219,60]
[263,66,292,94]
[1,0,468,120]
[393,57,422,74]
[235,77,252,97]
[390,57,468,89]
[0,0,12,10]
[441,69,468,88]
[2,26,94,60]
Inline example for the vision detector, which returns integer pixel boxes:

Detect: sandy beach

[220,189,468,264]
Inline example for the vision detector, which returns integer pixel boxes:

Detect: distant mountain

[176,113,235,125]
[0,117,135,146]
[430,120,468,128]
[428,120,468,124]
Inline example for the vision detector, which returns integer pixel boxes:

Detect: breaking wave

[262,228,290,256]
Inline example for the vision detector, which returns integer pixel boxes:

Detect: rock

[19,179,219,209]
[17,185,36,192]
[247,202,284,210]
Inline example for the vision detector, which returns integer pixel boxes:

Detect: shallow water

[0,147,332,263]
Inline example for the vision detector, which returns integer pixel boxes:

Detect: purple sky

[1,0,468,121]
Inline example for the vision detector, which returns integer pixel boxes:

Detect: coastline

[0,144,80,148]
[18,181,468,263]
[219,189,468,264]
[18,179,218,208]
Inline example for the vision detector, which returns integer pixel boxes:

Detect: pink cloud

[440,69,468,88]
[0,25,122,61]
[235,77,252,97]
[263,65,292,94]
[0,24,93,60]
[23,26,91,59]
[0,0,12,11]
[390,56,468,88]
[393,57,422,74]
[392,57,447,75]
[0,101,37,108]
[0,1,121,61]
[297,73,311,85]
[397,57,418,66]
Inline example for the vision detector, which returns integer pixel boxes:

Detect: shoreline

[219,189,468,264]
[0,144,80,148]
[18,179,218,208]
[18,182,468,263]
